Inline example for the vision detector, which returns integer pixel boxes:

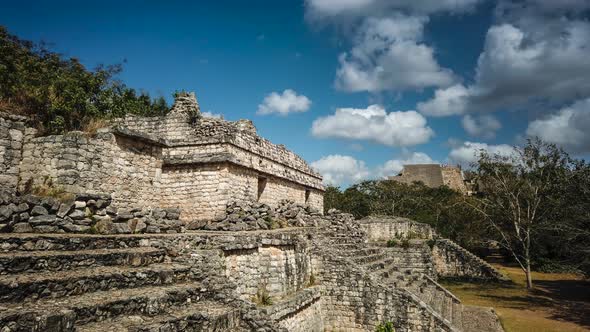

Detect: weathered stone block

[31,205,49,216]
[11,222,33,233]
[57,202,74,218]
[29,214,57,226]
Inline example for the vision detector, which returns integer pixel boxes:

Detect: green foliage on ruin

[375,321,395,332]
[0,26,170,134]
[253,286,273,306]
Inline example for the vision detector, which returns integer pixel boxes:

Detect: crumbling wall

[313,252,451,332]
[224,244,312,300]
[159,163,230,223]
[0,113,31,193]
[433,239,509,281]
[262,287,324,332]
[441,166,467,194]
[359,216,434,242]
[226,164,323,213]
[18,132,163,211]
[0,192,182,234]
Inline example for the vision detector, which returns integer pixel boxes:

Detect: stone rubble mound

[0,191,183,234]
[202,200,324,231]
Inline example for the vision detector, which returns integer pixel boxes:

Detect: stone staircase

[435,239,510,282]
[329,240,464,330]
[0,234,245,332]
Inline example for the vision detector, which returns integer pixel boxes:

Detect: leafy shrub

[375,321,395,332]
[0,26,170,134]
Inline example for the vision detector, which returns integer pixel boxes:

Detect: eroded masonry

[0,95,506,332]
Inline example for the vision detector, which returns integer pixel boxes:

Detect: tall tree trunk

[525,260,533,289]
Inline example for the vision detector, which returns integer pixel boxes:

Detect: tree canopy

[325,140,590,278]
[0,26,169,134]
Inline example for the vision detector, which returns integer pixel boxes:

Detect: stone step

[351,253,386,265]
[0,282,215,332]
[363,258,395,272]
[447,297,456,323]
[452,302,463,329]
[0,233,148,252]
[0,247,165,275]
[0,263,192,302]
[431,289,446,316]
[347,247,382,256]
[76,301,242,332]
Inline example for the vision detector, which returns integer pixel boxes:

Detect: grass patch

[440,263,590,332]
[252,286,273,306]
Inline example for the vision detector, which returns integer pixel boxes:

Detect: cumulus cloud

[417,84,469,116]
[335,15,455,92]
[526,98,590,153]
[257,89,311,116]
[311,104,434,147]
[311,155,370,186]
[311,152,436,186]
[448,141,515,166]
[376,152,436,178]
[419,2,590,116]
[461,114,502,139]
[305,0,482,18]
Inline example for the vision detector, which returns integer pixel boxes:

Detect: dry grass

[25,177,75,202]
[82,117,110,137]
[440,264,590,332]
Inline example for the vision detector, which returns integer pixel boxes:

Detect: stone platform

[0,218,507,332]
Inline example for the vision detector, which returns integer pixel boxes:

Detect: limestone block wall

[441,166,467,194]
[359,216,434,242]
[312,253,450,332]
[163,142,324,191]
[159,163,231,223]
[0,113,31,193]
[18,132,162,211]
[262,287,324,332]
[223,244,312,300]
[432,239,509,281]
[280,298,324,332]
[227,164,323,213]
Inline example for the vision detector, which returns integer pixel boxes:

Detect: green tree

[471,139,573,288]
[0,26,170,134]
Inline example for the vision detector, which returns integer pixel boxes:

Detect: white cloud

[417,84,469,116]
[335,16,455,92]
[526,98,590,153]
[419,3,590,116]
[311,152,437,186]
[201,111,222,119]
[448,141,515,166]
[461,114,502,139]
[376,152,436,178]
[257,89,311,116]
[305,0,482,17]
[311,155,370,186]
[311,104,434,147]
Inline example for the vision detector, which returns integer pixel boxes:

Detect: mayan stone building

[389,164,468,194]
[15,92,324,225]
[0,107,507,332]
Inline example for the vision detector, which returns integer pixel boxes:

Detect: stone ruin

[389,164,468,194]
[0,97,507,331]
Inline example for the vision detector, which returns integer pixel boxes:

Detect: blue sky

[2,0,590,187]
